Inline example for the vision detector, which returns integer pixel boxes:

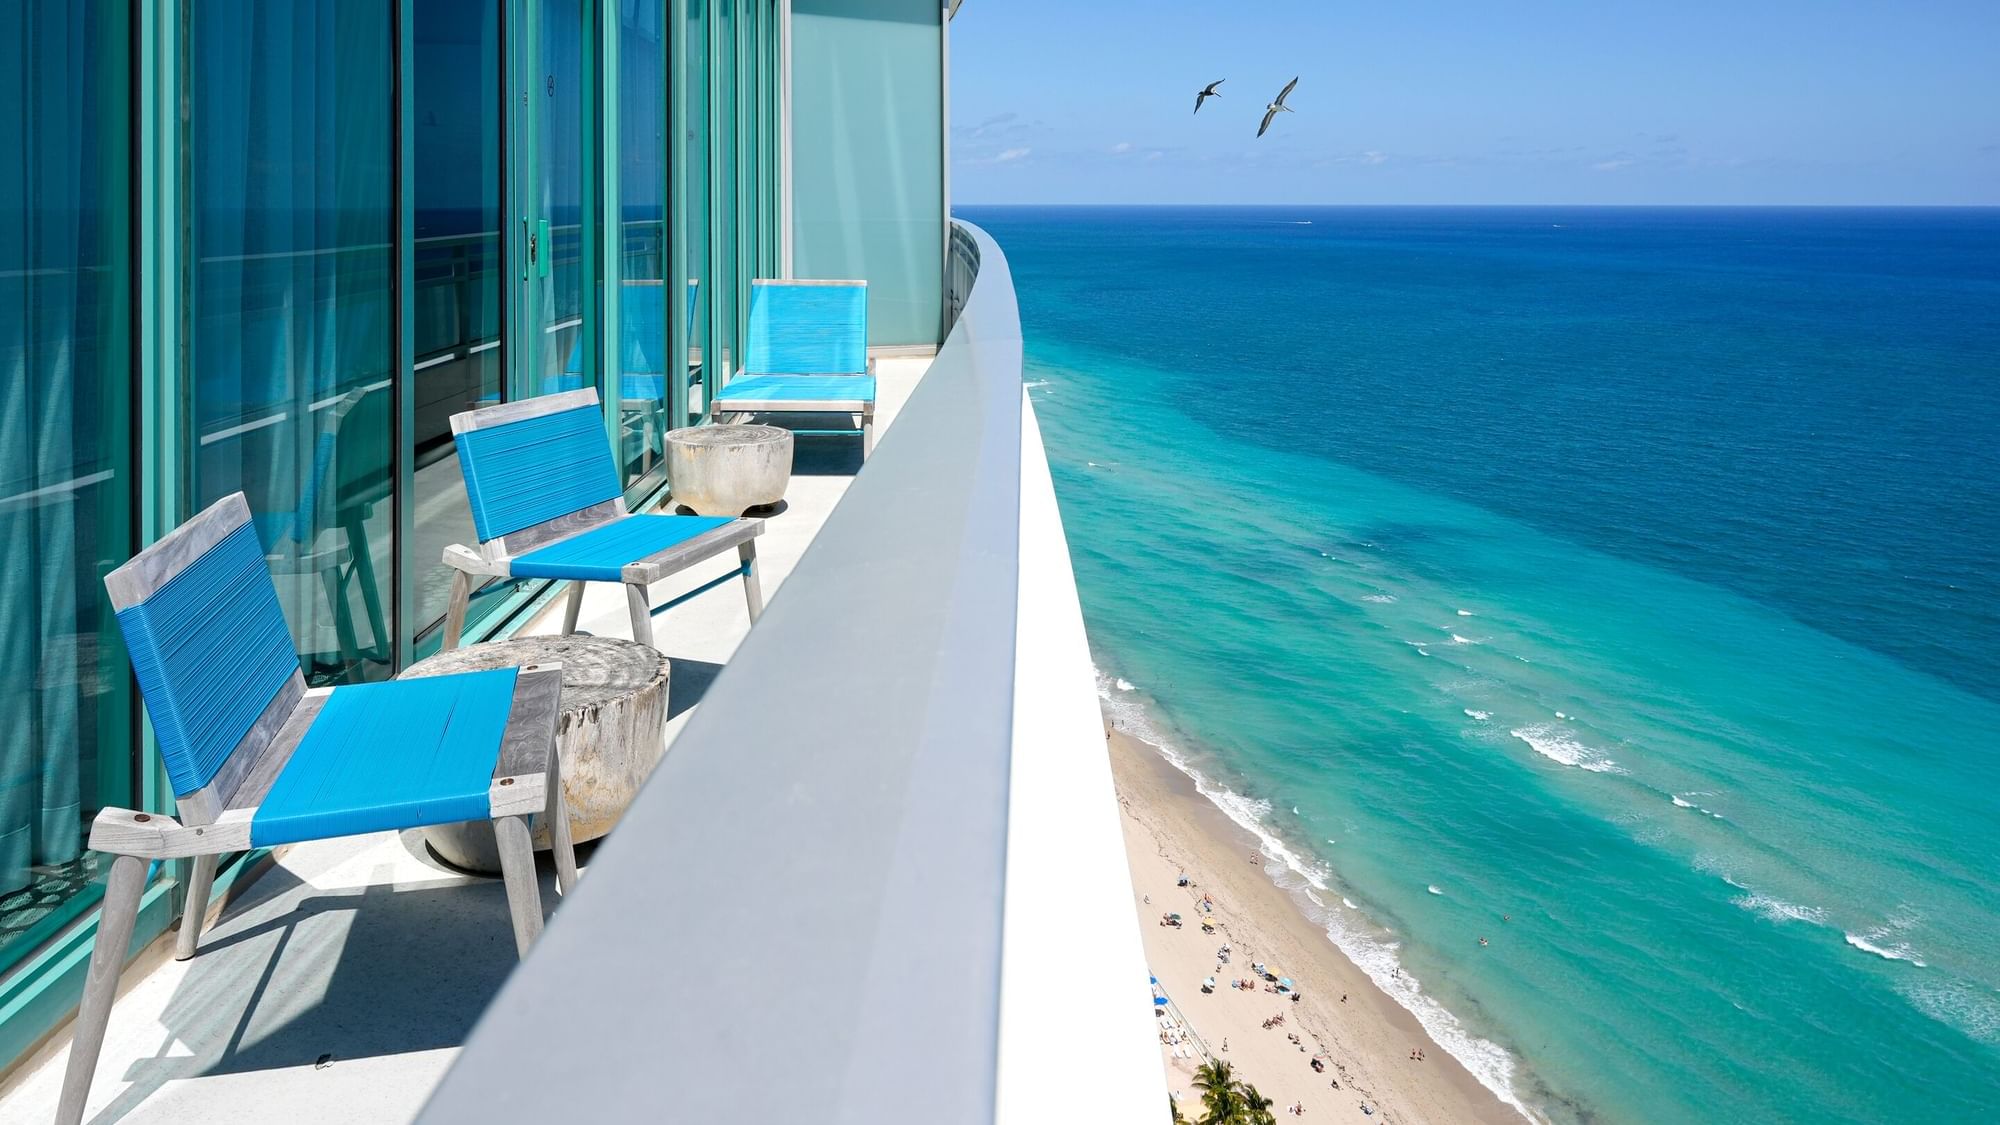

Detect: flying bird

[1194,79,1225,115]
[1257,76,1300,138]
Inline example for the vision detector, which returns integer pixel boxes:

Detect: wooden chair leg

[174,852,220,961]
[738,541,764,622]
[55,853,148,1125]
[624,581,655,648]
[545,745,579,896]
[493,815,543,957]
[444,569,472,650]
[861,405,876,461]
[562,580,586,635]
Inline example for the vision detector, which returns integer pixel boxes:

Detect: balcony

[0,223,1164,1124]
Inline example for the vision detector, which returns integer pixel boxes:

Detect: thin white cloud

[1109,141,1135,155]
[996,147,1031,163]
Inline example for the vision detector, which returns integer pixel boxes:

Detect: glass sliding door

[684,0,711,421]
[0,0,134,974]
[616,0,671,487]
[526,0,588,398]
[187,0,396,686]
[410,0,507,644]
[710,0,738,386]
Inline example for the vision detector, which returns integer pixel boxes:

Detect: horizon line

[952,201,2000,210]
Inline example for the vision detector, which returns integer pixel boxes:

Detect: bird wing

[1277,76,1299,106]
[1258,107,1278,137]
[1194,91,1205,113]
[1209,79,1225,93]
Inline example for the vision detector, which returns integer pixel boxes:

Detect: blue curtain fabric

[0,1,130,898]
[190,0,396,684]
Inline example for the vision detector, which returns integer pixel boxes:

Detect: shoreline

[1109,723,1528,1124]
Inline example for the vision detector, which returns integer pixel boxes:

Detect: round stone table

[401,635,670,873]
[665,423,793,516]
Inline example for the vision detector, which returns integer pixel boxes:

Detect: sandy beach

[1110,726,1525,1124]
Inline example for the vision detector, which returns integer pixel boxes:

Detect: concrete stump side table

[665,423,793,516]
[401,635,670,873]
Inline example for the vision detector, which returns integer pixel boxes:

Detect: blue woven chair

[56,492,576,1125]
[440,387,764,650]
[710,279,876,459]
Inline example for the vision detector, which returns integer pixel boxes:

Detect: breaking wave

[1094,668,1540,1121]
[1510,725,1624,774]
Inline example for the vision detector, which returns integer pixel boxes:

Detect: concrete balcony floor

[0,357,929,1125]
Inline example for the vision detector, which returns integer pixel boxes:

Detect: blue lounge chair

[56,493,576,1125]
[711,279,875,459]
[440,387,764,650]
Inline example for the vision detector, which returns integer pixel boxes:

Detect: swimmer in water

[1478,936,1489,946]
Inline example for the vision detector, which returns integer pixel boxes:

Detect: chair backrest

[450,388,623,544]
[105,493,303,800]
[563,278,701,378]
[744,279,867,377]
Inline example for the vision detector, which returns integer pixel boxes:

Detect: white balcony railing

[415,222,1163,1123]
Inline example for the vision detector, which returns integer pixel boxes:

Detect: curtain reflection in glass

[713,0,738,383]
[0,0,132,961]
[412,0,504,641]
[190,0,394,684]
[536,0,586,390]
[615,0,671,483]
[685,0,710,421]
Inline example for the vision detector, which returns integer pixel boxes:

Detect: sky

[947,0,2000,205]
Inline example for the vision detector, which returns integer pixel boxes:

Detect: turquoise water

[965,206,2000,1123]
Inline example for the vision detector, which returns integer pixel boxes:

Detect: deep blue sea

[961,206,2000,1123]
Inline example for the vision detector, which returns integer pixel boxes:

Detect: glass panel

[712,0,737,382]
[684,0,710,421]
[535,0,586,393]
[790,0,944,345]
[616,0,670,485]
[0,0,133,971]
[189,0,395,685]
[411,0,505,642]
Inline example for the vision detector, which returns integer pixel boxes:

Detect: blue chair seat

[714,374,875,406]
[250,668,520,847]
[511,514,736,581]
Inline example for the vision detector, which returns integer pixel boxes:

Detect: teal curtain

[190,0,396,685]
[0,1,131,905]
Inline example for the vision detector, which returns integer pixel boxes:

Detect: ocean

[959,205,2000,1123]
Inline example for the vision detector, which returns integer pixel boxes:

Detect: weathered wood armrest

[620,518,763,586]
[88,807,253,859]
